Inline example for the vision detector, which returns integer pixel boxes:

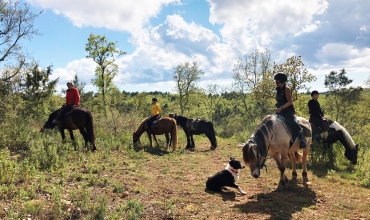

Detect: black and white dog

[206,157,246,195]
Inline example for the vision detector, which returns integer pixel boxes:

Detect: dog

[206,157,246,195]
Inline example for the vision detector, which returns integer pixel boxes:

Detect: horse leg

[272,152,288,189]
[302,147,310,184]
[78,128,89,150]
[152,134,159,148]
[184,129,191,149]
[59,128,66,143]
[164,133,170,151]
[190,134,195,148]
[68,129,77,150]
[147,133,153,148]
[289,152,298,181]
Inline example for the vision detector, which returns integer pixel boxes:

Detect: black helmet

[274,72,287,82]
[311,90,319,97]
[152,98,157,102]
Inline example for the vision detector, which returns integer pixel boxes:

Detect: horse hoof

[276,184,285,191]
[210,146,216,150]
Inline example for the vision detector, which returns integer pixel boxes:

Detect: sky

[20,0,370,94]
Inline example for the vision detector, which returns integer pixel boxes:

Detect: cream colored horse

[242,114,312,189]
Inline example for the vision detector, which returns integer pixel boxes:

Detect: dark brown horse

[41,107,96,151]
[171,114,217,150]
[133,117,178,151]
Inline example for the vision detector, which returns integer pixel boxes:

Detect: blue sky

[21,0,370,93]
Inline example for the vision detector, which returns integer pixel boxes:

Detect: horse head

[345,144,358,165]
[242,141,266,178]
[40,120,55,132]
[132,131,140,146]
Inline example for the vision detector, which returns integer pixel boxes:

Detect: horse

[132,117,178,152]
[170,114,217,150]
[242,114,312,189]
[41,107,96,151]
[311,120,358,165]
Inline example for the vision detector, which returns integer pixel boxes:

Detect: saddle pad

[277,115,311,137]
[186,119,201,130]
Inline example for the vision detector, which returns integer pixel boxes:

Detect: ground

[1,136,369,219]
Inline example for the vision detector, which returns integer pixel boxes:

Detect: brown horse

[133,117,178,151]
[41,107,96,151]
[242,114,312,189]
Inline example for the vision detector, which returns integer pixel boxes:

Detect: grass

[0,131,370,219]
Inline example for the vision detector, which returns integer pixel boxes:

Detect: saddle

[186,118,201,130]
[148,116,161,129]
[64,106,81,117]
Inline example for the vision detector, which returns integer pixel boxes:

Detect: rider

[146,97,162,134]
[308,90,327,134]
[52,81,80,124]
[274,72,307,148]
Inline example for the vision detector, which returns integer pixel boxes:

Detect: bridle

[250,144,268,174]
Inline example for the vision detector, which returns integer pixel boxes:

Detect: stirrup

[299,140,307,149]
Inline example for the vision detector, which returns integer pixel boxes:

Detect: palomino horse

[311,120,358,165]
[41,107,96,151]
[133,117,178,151]
[242,114,312,189]
[170,114,217,150]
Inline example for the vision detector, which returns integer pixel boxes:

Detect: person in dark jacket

[308,90,327,133]
[274,72,307,148]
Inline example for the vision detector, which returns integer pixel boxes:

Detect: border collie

[206,157,246,195]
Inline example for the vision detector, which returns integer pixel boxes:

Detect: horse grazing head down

[132,131,140,146]
[345,144,359,165]
[242,140,267,179]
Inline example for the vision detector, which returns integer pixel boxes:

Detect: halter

[250,145,268,174]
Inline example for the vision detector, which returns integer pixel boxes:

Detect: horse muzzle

[252,168,260,178]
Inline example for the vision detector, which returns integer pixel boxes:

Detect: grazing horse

[41,108,96,151]
[170,114,217,150]
[311,120,358,165]
[242,114,312,189]
[133,117,178,152]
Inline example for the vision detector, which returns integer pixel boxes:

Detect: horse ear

[133,131,136,135]
[356,144,359,150]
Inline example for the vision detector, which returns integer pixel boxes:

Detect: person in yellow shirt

[146,97,162,134]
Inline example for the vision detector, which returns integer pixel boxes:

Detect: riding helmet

[274,72,287,82]
[311,90,319,97]
[152,98,157,102]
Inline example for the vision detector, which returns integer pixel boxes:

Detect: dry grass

[1,136,369,220]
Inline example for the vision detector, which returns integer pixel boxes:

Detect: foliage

[324,68,363,122]
[273,55,317,101]
[233,49,275,121]
[0,0,42,82]
[20,65,58,118]
[173,61,204,115]
[85,34,126,105]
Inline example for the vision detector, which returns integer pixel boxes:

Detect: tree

[0,0,42,82]
[324,68,362,122]
[85,34,126,105]
[21,65,58,117]
[273,56,316,101]
[173,61,204,115]
[232,49,275,121]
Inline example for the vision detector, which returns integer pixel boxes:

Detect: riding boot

[298,130,307,148]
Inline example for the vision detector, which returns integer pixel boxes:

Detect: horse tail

[207,121,217,149]
[171,119,178,150]
[85,110,96,151]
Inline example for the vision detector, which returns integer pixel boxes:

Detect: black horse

[170,114,217,150]
[311,120,358,165]
[41,107,96,151]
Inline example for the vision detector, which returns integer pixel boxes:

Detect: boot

[298,130,307,148]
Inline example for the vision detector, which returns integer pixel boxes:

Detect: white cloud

[27,0,180,32]
[316,43,370,65]
[207,0,329,51]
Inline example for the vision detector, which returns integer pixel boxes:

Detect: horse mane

[330,121,356,149]
[174,115,188,129]
[250,115,276,155]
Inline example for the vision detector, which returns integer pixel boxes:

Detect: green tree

[21,65,58,117]
[233,49,275,121]
[0,0,42,82]
[324,68,362,122]
[85,34,126,105]
[173,61,204,115]
[273,56,316,101]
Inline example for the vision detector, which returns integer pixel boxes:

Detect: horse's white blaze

[329,121,356,150]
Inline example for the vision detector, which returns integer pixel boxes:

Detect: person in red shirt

[52,81,80,124]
